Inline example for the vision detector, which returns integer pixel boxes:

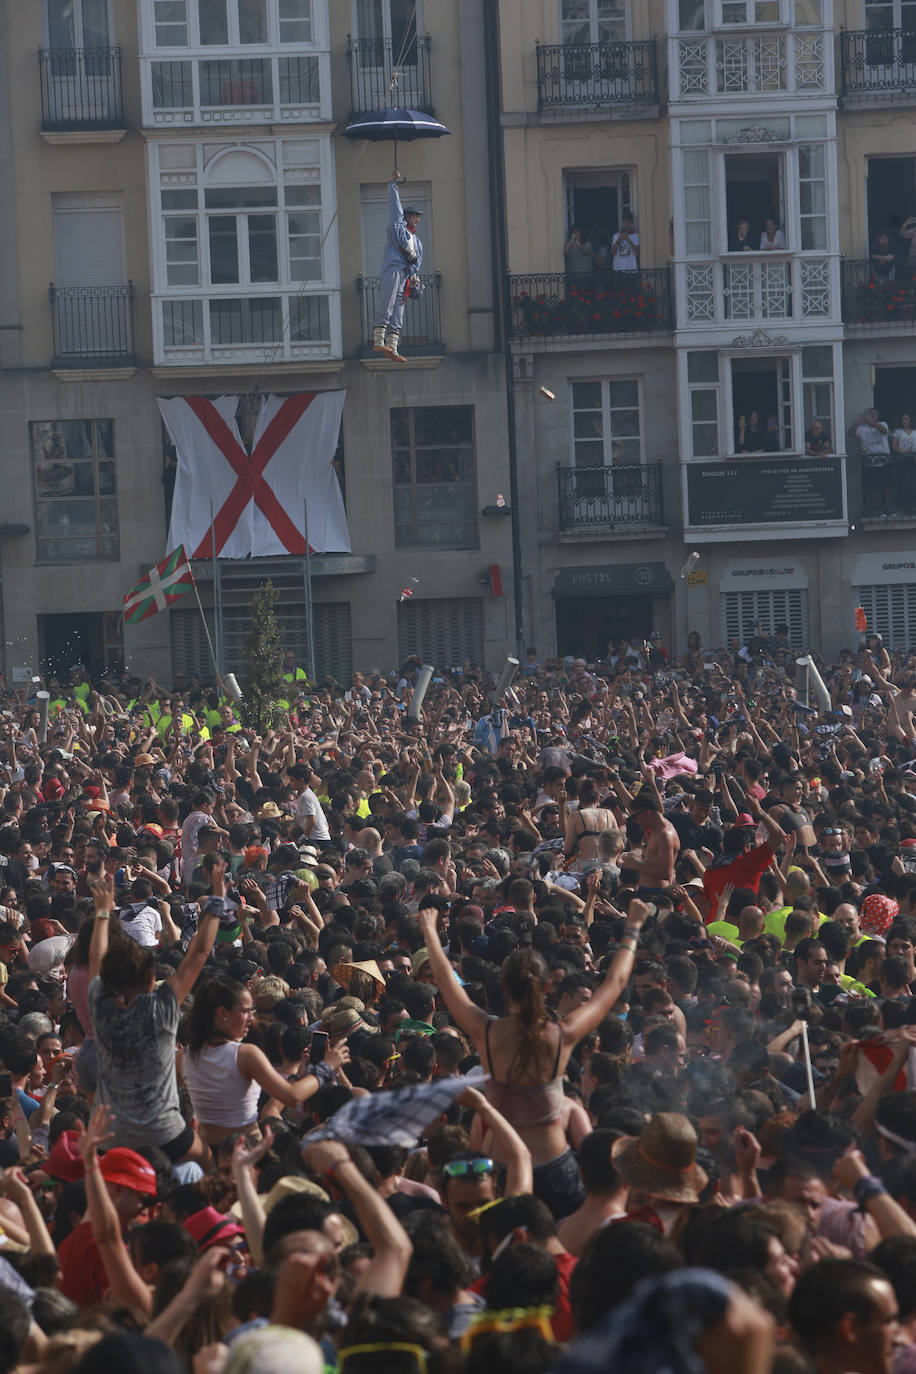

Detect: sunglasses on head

[442,1157,495,1180]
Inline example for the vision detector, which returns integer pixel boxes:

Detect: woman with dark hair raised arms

[417,898,651,1218]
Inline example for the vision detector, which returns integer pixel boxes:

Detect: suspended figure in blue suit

[373,171,424,362]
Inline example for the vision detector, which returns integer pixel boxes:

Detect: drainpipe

[483,0,524,652]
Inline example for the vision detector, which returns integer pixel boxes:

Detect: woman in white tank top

[181,977,348,1148]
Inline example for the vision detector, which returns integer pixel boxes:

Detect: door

[39,612,105,679]
[355,0,423,106]
[875,366,916,427]
[867,156,916,240]
[53,194,126,357]
[45,0,116,125]
[556,595,654,658]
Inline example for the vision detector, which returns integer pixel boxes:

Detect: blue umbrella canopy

[343,108,451,142]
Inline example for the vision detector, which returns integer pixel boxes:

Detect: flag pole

[210,501,223,679]
[189,560,221,683]
[304,500,316,683]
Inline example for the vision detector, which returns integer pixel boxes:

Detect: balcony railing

[347,35,433,114]
[536,40,659,110]
[145,50,328,125]
[842,259,916,324]
[558,463,663,532]
[682,255,834,326]
[38,46,124,130]
[509,269,673,342]
[357,273,443,354]
[50,284,134,367]
[673,30,828,99]
[841,28,916,98]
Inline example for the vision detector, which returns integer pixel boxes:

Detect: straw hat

[331,960,386,993]
[611,1112,708,1204]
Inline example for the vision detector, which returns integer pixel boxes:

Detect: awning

[553,562,674,598]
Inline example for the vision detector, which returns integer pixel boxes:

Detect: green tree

[240,580,286,735]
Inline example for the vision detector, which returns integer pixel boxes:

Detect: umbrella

[343,107,450,172]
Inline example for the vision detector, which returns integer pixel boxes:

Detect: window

[287,184,322,282]
[718,0,782,20]
[397,597,484,668]
[678,0,707,28]
[572,379,642,467]
[356,0,419,61]
[798,144,826,250]
[279,0,311,41]
[854,584,916,650]
[162,189,199,286]
[683,150,711,257]
[198,0,267,44]
[155,1,189,45]
[46,0,110,48]
[687,351,719,456]
[866,0,916,32]
[802,345,834,447]
[391,407,477,548]
[561,0,627,44]
[724,153,785,252]
[721,588,808,649]
[31,420,119,563]
[731,355,793,453]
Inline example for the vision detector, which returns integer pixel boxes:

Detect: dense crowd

[2,628,916,1373]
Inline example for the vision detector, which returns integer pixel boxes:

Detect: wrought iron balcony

[536,40,659,110]
[357,273,443,355]
[347,34,433,115]
[841,28,916,101]
[38,46,124,130]
[509,269,673,342]
[557,463,664,532]
[842,259,916,325]
[50,284,134,367]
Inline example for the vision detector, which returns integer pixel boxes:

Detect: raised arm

[416,905,489,1041]
[305,1139,411,1299]
[87,873,116,984]
[459,1086,533,1198]
[167,859,226,1006]
[561,899,650,1045]
[77,1104,152,1314]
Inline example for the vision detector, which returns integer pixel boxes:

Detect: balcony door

[570,378,649,523]
[354,0,423,106]
[560,0,628,45]
[863,0,916,67]
[53,193,126,358]
[44,0,116,124]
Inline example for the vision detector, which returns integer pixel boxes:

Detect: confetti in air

[399,587,414,603]
[496,494,506,507]
[539,387,555,400]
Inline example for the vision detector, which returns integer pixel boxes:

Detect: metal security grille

[720,589,808,649]
[854,584,916,651]
[397,598,484,669]
[170,601,352,685]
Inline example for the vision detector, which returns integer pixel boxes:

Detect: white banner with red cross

[160,392,349,560]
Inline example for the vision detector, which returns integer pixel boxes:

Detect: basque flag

[123,547,195,625]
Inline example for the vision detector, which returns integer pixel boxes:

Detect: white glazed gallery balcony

[680,253,835,326]
[671,28,829,100]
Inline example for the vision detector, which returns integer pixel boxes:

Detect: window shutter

[397,597,484,667]
[720,589,808,650]
[360,183,433,276]
[854,584,916,651]
[53,196,125,286]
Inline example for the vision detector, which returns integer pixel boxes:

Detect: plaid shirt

[258,870,298,913]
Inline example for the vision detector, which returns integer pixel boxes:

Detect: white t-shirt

[894,427,916,453]
[295,787,331,843]
[120,903,162,948]
[855,421,890,456]
[611,229,640,271]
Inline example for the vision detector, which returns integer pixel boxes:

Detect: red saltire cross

[187,394,315,558]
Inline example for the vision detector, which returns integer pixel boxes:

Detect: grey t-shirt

[88,976,184,1148]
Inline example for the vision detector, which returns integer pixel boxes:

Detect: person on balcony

[372,171,424,363]
[729,218,755,252]
[805,419,832,456]
[759,219,786,251]
[763,415,781,452]
[564,225,594,280]
[899,214,916,276]
[892,413,916,512]
[849,408,894,516]
[870,229,898,284]
[611,214,640,273]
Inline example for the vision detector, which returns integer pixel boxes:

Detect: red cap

[45,1129,85,1183]
[82,785,101,799]
[184,1206,246,1251]
[733,813,757,828]
[43,778,65,800]
[29,918,55,944]
[98,1147,158,1197]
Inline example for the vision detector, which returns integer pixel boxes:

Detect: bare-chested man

[620,796,680,897]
